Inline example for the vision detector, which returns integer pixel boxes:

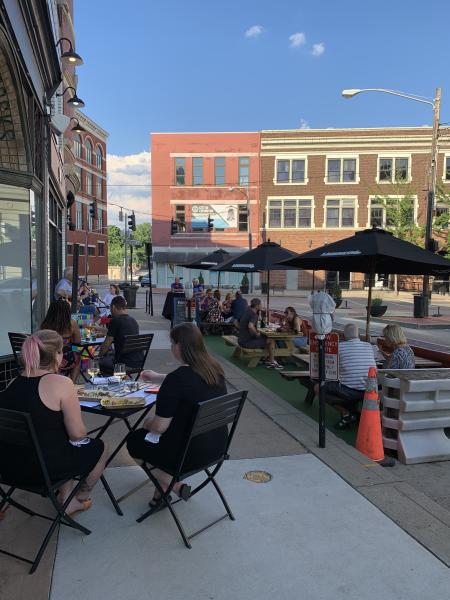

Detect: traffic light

[207,216,214,232]
[128,212,136,231]
[89,201,97,218]
[170,218,178,235]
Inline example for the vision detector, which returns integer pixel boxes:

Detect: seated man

[192,278,204,297]
[98,296,142,374]
[238,298,281,369]
[171,277,184,292]
[231,290,248,322]
[315,323,376,430]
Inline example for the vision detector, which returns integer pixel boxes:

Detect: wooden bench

[291,353,311,367]
[222,335,267,367]
[280,370,315,404]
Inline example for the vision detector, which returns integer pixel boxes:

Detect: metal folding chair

[8,332,29,367]
[136,390,248,548]
[120,333,154,380]
[0,408,92,574]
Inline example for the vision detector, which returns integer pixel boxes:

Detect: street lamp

[229,186,253,292]
[56,86,86,108]
[342,86,442,316]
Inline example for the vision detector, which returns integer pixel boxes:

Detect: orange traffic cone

[355,366,385,462]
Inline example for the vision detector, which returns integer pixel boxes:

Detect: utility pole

[124,212,128,283]
[422,87,441,316]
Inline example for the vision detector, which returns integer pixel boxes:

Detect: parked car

[140,275,151,287]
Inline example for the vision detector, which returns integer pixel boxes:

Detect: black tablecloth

[162,291,186,320]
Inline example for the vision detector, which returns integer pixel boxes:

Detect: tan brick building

[260,127,450,290]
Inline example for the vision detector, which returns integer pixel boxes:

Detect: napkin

[91,376,120,385]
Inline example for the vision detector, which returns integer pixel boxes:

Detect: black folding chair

[8,332,29,367]
[0,409,92,574]
[121,333,154,380]
[136,390,248,548]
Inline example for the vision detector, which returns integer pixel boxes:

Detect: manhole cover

[244,470,272,483]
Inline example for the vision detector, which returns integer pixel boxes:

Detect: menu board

[172,297,187,327]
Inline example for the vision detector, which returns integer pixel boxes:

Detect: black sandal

[148,494,172,512]
[177,484,191,501]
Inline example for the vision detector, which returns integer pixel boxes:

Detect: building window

[238,157,250,186]
[73,134,82,158]
[98,242,105,256]
[76,201,83,229]
[88,246,95,257]
[96,178,102,199]
[325,198,356,228]
[238,205,248,231]
[193,157,203,185]
[97,208,103,232]
[175,205,186,232]
[215,157,225,185]
[67,243,73,255]
[370,204,384,227]
[370,196,416,228]
[85,139,93,164]
[75,166,82,190]
[175,158,185,185]
[267,198,313,228]
[86,172,93,196]
[88,212,93,231]
[275,158,306,183]
[326,158,357,183]
[78,245,85,256]
[96,146,103,170]
[378,157,409,182]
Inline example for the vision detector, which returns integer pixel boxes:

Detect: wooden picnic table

[259,329,297,354]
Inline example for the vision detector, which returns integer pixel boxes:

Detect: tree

[130,222,152,266]
[108,225,124,266]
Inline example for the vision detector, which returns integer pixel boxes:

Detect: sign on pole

[309,332,339,380]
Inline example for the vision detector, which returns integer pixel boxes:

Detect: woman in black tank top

[0,330,107,516]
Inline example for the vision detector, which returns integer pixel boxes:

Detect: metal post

[85,229,88,281]
[318,335,326,448]
[145,242,154,316]
[130,243,133,285]
[124,212,128,283]
[248,194,253,293]
[422,87,441,316]
[71,243,79,314]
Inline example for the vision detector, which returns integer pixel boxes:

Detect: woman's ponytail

[20,335,43,377]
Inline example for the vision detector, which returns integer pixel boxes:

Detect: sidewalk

[1,294,450,599]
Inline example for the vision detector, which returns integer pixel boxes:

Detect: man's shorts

[239,337,266,349]
[323,380,364,411]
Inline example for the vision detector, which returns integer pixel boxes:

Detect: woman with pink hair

[0,330,107,516]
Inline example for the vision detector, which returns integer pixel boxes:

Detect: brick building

[260,127,450,290]
[151,132,261,288]
[66,110,108,280]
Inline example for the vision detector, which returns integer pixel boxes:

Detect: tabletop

[259,329,297,339]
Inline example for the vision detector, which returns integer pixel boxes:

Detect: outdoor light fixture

[56,86,85,108]
[56,37,84,66]
[70,118,86,133]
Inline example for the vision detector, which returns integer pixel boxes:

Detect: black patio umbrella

[177,248,230,287]
[279,227,450,338]
[211,240,298,315]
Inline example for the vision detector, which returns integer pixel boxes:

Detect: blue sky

[75,0,450,222]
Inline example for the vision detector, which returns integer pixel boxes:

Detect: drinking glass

[87,358,100,387]
[114,363,126,392]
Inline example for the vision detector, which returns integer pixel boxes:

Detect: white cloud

[299,118,310,129]
[311,42,325,57]
[289,32,306,48]
[107,151,151,227]
[245,25,265,38]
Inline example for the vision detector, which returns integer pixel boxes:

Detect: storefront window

[0,184,31,355]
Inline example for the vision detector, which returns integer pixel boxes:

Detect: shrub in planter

[369,296,387,317]
[240,274,249,294]
[330,282,342,308]
[198,272,204,285]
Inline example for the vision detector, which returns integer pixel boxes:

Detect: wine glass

[114,363,126,392]
[87,358,100,387]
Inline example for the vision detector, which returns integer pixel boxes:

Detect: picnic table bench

[222,332,298,368]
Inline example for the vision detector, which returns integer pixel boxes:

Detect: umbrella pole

[318,335,326,448]
[312,270,315,291]
[218,271,221,289]
[366,268,374,341]
[267,270,270,323]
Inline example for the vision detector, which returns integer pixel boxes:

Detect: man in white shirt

[315,323,376,430]
[55,267,73,301]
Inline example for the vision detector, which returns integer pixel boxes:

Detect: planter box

[240,286,249,294]
[370,304,387,317]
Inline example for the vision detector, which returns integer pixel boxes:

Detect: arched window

[73,134,82,158]
[85,139,93,164]
[96,145,103,170]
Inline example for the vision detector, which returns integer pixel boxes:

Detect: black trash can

[413,294,427,318]
[123,285,137,308]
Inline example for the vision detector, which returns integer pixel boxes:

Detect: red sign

[309,332,339,380]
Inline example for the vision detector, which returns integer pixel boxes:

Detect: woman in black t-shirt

[126,323,227,508]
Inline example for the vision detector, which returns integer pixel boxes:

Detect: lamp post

[342,87,442,316]
[229,186,253,292]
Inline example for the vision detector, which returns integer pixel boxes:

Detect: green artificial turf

[204,335,357,447]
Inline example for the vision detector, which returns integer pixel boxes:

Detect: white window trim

[442,153,450,183]
[324,155,360,184]
[367,195,418,228]
[273,155,309,185]
[376,153,412,184]
[323,195,359,229]
[266,195,315,229]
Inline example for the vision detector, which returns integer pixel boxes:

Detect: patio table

[74,337,105,382]
[259,329,297,358]
[79,385,157,515]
